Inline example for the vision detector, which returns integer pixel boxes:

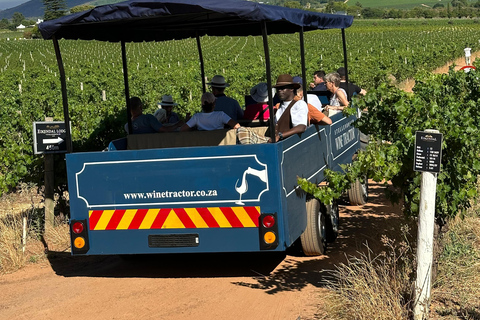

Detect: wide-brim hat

[207,75,230,88]
[250,82,269,103]
[158,94,178,106]
[273,74,300,89]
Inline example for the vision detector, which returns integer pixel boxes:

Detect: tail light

[70,219,90,254]
[258,213,279,250]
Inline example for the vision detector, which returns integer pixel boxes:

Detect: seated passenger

[243,82,270,121]
[124,97,179,134]
[208,75,244,121]
[237,74,308,144]
[154,95,180,125]
[337,67,366,101]
[324,72,349,116]
[292,77,332,126]
[292,76,323,112]
[309,70,327,92]
[179,92,240,131]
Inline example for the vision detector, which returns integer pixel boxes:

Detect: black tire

[324,200,339,243]
[348,178,368,206]
[300,198,327,256]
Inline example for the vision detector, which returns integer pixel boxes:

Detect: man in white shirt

[180,92,240,131]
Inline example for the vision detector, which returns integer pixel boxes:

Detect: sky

[0,0,29,10]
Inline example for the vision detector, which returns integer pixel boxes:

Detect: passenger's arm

[158,121,184,132]
[227,119,240,129]
[320,116,332,125]
[269,124,307,142]
[337,90,349,108]
[179,124,192,132]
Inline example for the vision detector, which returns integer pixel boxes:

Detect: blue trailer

[39,0,365,256]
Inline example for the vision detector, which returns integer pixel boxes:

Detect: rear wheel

[301,198,327,256]
[348,178,368,206]
[324,200,339,243]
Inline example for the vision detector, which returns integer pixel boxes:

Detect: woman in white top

[180,92,240,131]
[324,72,349,116]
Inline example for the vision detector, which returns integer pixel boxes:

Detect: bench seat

[127,127,267,150]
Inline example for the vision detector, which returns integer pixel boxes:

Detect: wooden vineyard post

[44,116,55,230]
[44,153,55,229]
[413,129,443,320]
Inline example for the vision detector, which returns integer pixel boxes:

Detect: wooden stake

[44,153,55,230]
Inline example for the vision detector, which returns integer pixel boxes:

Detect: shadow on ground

[47,182,414,294]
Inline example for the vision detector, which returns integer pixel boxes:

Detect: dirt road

[0,183,407,320]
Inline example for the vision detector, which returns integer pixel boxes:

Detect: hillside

[351,0,474,9]
[0,0,124,19]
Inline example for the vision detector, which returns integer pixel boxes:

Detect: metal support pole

[341,28,351,99]
[299,28,308,104]
[414,129,440,320]
[261,21,276,143]
[52,37,72,153]
[196,33,207,93]
[121,41,132,134]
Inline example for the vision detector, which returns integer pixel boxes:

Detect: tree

[31,25,42,39]
[361,7,384,18]
[325,0,347,13]
[284,1,302,8]
[43,0,67,21]
[0,18,9,30]
[12,12,25,27]
[70,4,95,13]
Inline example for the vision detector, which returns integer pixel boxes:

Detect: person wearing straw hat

[155,94,180,125]
[237,74,308,144]
[243,82,270,121]
[208,75,244,121]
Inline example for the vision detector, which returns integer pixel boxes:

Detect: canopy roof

[39,0,353,42]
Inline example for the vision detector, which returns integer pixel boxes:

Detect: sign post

[413,129,442,320]
[33,121,69,229]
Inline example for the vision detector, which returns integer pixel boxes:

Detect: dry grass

[319,227,415,320]
[0,184,71,274]
[431,209,480,319]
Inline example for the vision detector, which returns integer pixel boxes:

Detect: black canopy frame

[41,0,353,151]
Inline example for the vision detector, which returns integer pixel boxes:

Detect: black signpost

[33,121,69,154]
[414,131,443,173]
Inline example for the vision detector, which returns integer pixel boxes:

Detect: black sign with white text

[414,131,443,173]
[33,122,68,154]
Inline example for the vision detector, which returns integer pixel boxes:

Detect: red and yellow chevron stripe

[88,206,260,230]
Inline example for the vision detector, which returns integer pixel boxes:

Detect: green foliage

[70,4,95,14]
[11,12,24,27]
[307,66,480,219]
[43,0,67,21]
[284,1,302,9]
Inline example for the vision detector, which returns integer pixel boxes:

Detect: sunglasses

[276,86,294,91]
